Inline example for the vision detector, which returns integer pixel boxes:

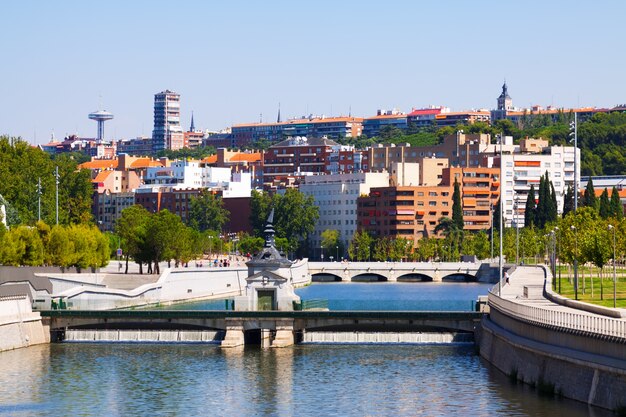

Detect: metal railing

[489,290,626,340]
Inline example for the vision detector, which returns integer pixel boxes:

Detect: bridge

[307,261,498,282]
[41,309,483,346]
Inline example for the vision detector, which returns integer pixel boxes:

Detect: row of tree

[0,136,94,226]
[0,222,109,269]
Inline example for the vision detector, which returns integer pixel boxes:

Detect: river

[0,343,608,416]
[0,283,609,416]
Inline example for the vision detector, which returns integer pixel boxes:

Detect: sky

[1,0,625,144]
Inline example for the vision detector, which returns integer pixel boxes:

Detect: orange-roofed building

[204,148,264,187]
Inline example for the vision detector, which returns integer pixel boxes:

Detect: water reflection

[0,343,611,417]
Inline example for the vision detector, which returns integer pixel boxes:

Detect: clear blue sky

[2,0,624,143]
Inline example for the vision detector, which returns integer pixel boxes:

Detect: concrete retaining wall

[0,296,49,352]
[479,316,626,410]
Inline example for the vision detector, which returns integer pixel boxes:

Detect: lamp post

[37,177,42,222]
[356,245,359,262]
[609,224,617,308]
[336,245,339,261]
[499,133,504,296]
[321,245,324,262]
[514,195,519,265]
[54,166,60,225]
[571,225,578,300]
[554,226,560,293]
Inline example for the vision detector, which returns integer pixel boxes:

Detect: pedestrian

[505,271,510,285]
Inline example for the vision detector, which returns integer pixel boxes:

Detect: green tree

[599,188,611,219]
[273,188,319,254]
[115,205,150,274]
[238,234,265,257]
[583,178,598,210]
[349,230,374,261]
[48,225,74,268]
[250,190,273,237]
[563,185,574,218]
[524,185,536,228]
[610,186,623,220]
[452,178,463,230]
[188,190,230,232]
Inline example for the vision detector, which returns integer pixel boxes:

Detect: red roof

[408,108,442,117]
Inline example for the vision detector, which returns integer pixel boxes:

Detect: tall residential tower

[152,90,184,153]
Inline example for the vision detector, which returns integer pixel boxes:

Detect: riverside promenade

[480,265,626,410]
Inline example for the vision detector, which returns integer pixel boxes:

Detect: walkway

[501,266,626,325]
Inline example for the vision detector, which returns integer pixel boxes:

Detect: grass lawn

[552,265,626,308]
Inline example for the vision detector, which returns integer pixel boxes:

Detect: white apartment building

[139,160,251,197]
[300,172,390,254]
[144,160,203,188]
[493,145,580,227]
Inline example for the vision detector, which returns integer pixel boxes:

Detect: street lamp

[609,224,617,308]
[554,226,560,293]
[336,245,339,261]
[571,225,578,300]
[514,195,519,265]
[321,245,324,262]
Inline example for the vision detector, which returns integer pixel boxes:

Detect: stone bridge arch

[442,273,478,282]
[351,273,388,282]
[312,272,343,282]
[396,273,434,282]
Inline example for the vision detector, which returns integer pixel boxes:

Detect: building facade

[299,172,390,253]
[152,90,184,153]
[357,167,500,246]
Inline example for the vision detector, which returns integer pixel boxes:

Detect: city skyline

[2,1,625,143]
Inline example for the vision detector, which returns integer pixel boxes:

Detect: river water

[0,343,607,416]
[0,283,609,416]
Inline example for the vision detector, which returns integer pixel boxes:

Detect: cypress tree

[583,178,597,210]
[492,198,501,232]
[452,178,463,230]
[549,182,558,223]
[599,188,611,219]
[536,174,547,228]
[563,185,574,218]
[610,186,623,220]
[525,185,536,228]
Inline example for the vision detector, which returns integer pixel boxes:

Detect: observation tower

[88,110,114,143]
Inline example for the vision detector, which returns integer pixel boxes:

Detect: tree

[524,185,536,228]
[143,210,185,274]
[563,185,574,218]
[115,205,150,274]
[48,225,74,268]
[610,186,623,220]
[250,190,272,237]
[238,234,265,257]
[599,188,611,219]
[188,190,230,232]
[349,230,374,261]
[452,178,463,230]
[273,188,319,254]
[583,178,597,210]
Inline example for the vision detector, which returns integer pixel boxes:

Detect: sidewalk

[500,265,626,320]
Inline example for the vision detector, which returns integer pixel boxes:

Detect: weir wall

[0,296,49,352]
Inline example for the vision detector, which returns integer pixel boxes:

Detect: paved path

[501,265,626,320]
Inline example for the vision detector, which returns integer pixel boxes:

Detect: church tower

[497,82,513,111]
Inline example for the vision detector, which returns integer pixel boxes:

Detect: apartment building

[231,116,363,148]
[366,133,490,172]
[299,172,390,252]
[357,167,500,246]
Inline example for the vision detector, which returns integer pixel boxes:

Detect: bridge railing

[488,290,626,340]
